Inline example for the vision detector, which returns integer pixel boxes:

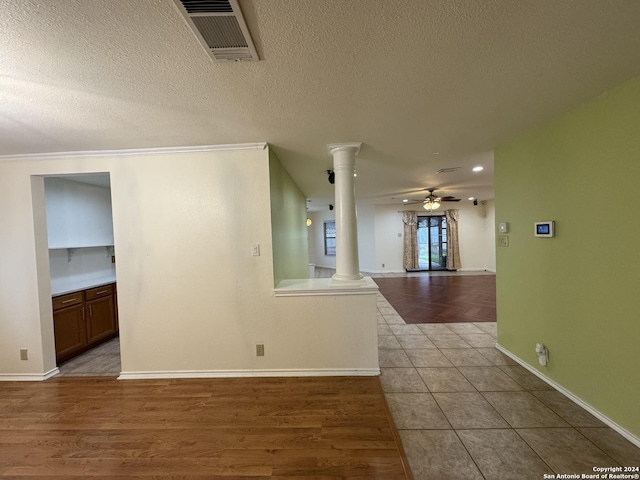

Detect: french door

[417,215,447,270]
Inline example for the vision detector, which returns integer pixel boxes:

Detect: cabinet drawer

[53,292,83,311]
[85,284,114,301]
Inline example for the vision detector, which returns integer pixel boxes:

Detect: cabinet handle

[88,305,92,317]
[95,290,108,295]
[61,298,77,304]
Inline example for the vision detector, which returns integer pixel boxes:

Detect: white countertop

[51,274,117,296]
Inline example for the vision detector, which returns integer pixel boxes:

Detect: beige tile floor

[58,269,640,479]
[373,289,640,479]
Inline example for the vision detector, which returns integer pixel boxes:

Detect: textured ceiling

[2,0,640,210]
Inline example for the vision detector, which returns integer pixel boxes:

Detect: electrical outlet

[20,348,28,361]
[251,243,260,256]
[256,344,264,356]
[111,255,116,263]
[382,263,385,268]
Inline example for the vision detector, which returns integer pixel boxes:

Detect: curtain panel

[402,211,419,270]
[445,209,462,270]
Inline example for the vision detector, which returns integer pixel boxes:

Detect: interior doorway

[417,215,447,270]
[42,173,121,376]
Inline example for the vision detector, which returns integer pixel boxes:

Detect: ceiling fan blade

[440,196,461,202]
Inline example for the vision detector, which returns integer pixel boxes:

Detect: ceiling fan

[395,189,461,211]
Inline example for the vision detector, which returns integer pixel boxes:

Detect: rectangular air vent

[436,167,461,174]
[173,0,259,61]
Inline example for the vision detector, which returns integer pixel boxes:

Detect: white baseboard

[459,268,496,273]
[118,368,380,380]
[366,270,405,275]
[495,344,640,448]
[0,367,59,382]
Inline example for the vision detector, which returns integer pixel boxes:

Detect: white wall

[373,205,405,272]
[49,247,116,295]
[458,199,496,272]
[356,204,376,273]
[308,200,496,273]
[0,146,377,379]
[369,202,496,273]
[44,177,117,294]
[44,177,114,248]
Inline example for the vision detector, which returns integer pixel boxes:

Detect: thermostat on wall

[534,221,555,237]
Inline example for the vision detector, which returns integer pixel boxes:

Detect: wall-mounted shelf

[49,245,114,262]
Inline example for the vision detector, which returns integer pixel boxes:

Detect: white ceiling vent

[436,167,461,174]
[173,0,259,62]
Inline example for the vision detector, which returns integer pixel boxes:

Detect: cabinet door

[86,296,116,344]
[53,304,87,361]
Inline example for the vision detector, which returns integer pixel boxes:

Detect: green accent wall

[495,77,640,437]
[268,147,309,286]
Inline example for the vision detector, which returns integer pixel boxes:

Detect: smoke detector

[173,0,259,62]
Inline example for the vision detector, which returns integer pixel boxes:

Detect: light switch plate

[497,235,509,247]
[499,222,509,233]
[251,243,260,256]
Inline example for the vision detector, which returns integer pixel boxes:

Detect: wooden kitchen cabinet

[52,283,118,363]
[52,293,86,361]
[85,285,116,344]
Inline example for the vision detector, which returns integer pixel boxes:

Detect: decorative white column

[328,142,364,282]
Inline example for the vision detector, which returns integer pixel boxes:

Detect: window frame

[324,221,336,256]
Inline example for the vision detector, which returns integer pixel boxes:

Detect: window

[324,221,336,256]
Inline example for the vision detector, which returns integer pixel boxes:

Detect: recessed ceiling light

[468,197,475,201]
[472,166,484,172]
[432,152,440,155]
[402,199,409,203]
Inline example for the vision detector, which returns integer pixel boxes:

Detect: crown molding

[0,143,268,162]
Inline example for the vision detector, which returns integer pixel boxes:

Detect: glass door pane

[417,217,429,269]
[429,218,441,268]
[417,215,447,271]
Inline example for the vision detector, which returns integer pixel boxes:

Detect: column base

[331,273,365,285]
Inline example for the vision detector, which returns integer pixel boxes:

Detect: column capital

[327,142,362,156]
